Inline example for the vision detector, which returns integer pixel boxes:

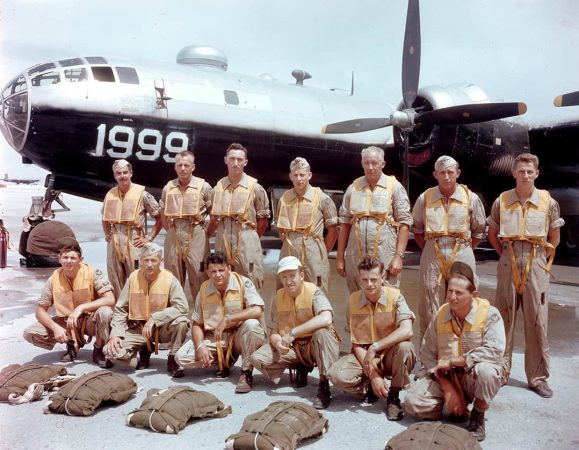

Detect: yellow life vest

[499,189,551,239]
[348,286,399,345]
[51,264,95,317]
[200,273,245,331]
[211,176,257,226]
[435,297,490,361]
[275,281,317,338]
[277,188,321,236]
[424,184,471,238]
[163,177,205,220]
[349,176,396,220]
[102,183,145,225]
[128,269,173,321]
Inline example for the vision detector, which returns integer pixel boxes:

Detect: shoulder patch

[245,280,253,288]
[95,269,103,276]
[489,313,500,323]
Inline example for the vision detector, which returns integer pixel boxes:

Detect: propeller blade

[554,91,579,107]
[415,102,527,126]
[402,0,421,109]
[322,118,392,134]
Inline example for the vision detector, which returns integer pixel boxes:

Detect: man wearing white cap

[337,146,412,292]
[412,155,486,341]
[174,251,266,394]
[101,159,162,298]
[275,157,338,294]
[105,243,189,378]
[159,150,213,305]
[250,255,340,409]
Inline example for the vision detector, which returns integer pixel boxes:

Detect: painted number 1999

[95,124,192,162]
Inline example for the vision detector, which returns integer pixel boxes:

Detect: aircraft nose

[0,74,30,150]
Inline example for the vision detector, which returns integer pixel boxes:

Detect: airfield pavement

[0,185,578,449]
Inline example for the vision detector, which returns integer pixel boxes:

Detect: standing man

[175,251,266,393]
[404,262,505,442]
[104,243,189,378]
[206,143,270,291]
[412,155,486,340]
[487,153,564,398]
[251,256,340,409]
[160,150,213,304]
[337,146,412,292]
[276,157,338,294]
[23,237,114,368]
[328,257,416,421]
[102,159,162,298]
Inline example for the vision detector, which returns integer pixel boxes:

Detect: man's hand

[104,336,123,358]
[436,359,452,372]
[52,324,69,344]
[388,254,403,276]
[142,318,155,340]
[280,332,295,349]
[336,258,346,277]
[195,344,213,367]
[133,235,149,248]
[66,306,84,330]
[363,347,377,376]
[276,340,291,355]
[215,316,227,341]
[370,375,389,399]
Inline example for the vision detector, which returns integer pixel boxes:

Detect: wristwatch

[370,343,380,352]
[288,329,296,340]
[396,252,405,259]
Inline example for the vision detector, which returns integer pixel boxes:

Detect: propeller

[322,0,528,191]
[554,91,579,107]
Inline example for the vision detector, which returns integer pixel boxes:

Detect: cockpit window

[59,57,85,67]
[28,63,56,76]
[2,75,27,98]
[31,70,61,87]
[116,67,139,84]
[64,68,88,83]
[91,66,115,82]
[85,56,107,64]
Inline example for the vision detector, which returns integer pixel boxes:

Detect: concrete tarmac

[1,185,578,449]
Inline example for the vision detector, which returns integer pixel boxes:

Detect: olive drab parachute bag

[44,370,137,416]
[0,364,69,404]
[384,421,482,450]
[224,401,329,450]
[126,386,232,434]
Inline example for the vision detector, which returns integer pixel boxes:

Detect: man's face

[433,165,461,191]
[59,250,82,277]
[359,267,383,300]
[113,166,133,190]
[207,263,231,291]
[141,254,162,280]
[361,152,385,184]
[512,161,539,189]
[446,276,475,318]
[289,168,312,193]
[224,149,247,177]
[174,155,195,183]
[279,268,304,297]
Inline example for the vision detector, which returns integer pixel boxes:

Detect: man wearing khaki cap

[251,256,340,409]
[105,243,189,378]
[411,155,486,341]
[23,237,115,368]
[101,159,162,298]
[404,261,506,442]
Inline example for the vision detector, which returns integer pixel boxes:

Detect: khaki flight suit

[23,265,113,349]
[412,185,486,339]
[404,298,505,419]
[487,188,564,388]
[339,174,412,292]
[211,173,270,291]
[108,269,189,360]
[175,273,266,371]
[328,287,416,395]
[160,177,213,305]
[250,282,340,383]
[102,184,161,298]
[276,186,338,294]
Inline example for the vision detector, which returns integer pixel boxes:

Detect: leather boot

[135,347,151,370]
[467,407,486,442]
[291,364,311,388]
[235,370,253,394]
[167,355,184,378]
[92,345,113,369]
[385,388,404,421]
[313,379,331,409]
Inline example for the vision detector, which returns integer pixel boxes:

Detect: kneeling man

[328,257,416,420]
[24,237,115,367]
[175,251,266,393]
[404,261,505,442]
[251,256,340,409]
[104,243,189,377]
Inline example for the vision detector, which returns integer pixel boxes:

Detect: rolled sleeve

[411,193,426,234]
[470,193,487,240]
[93,268,113,296]
[338,185,354,225]
[395,294,416,325]
[549,198,565,229]
[37,279,53,309]
[255,184,271,219]
[320,194,338,227]
[392,182,413,227]
[143,191,161,217]
[242,277,265,308]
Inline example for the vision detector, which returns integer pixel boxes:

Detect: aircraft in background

[2,173,39,185]
[0,0,576,254]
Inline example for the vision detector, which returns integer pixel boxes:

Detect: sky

[1,0,578,178]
